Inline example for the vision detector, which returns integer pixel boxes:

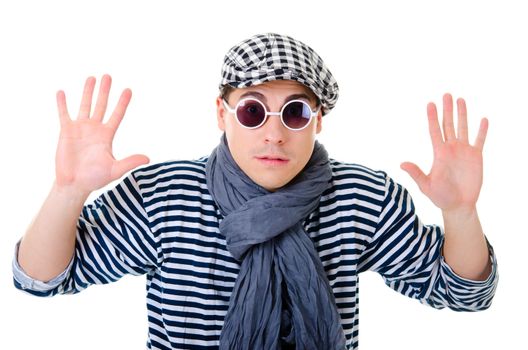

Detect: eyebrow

[238,91,316,106]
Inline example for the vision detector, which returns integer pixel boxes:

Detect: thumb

[400,162,429,193]
[111,154,150,180]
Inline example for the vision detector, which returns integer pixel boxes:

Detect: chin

[257,177,293,192]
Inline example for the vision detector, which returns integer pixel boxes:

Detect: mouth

[255,155,290,166]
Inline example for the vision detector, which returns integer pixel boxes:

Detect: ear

[216,96,226,131]
[315,113,323,134]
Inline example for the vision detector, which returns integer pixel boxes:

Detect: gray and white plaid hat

[219,33,339,116]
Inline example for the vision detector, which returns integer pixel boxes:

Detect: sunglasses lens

[236,100,266,128]
[282,101,312,130]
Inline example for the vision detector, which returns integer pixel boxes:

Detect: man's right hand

[55,75,149,195]
[17,75,149,281]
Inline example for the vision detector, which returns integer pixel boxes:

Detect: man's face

[216,80,323,192]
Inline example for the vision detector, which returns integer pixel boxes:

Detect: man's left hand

[401,93,488,213]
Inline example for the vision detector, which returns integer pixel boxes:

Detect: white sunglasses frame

[222,97,320,131]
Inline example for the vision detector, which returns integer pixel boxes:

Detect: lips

[255,154,290,165]
[257,155,288,161]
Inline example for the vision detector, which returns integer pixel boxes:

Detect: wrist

[442,205,478,222]
[52,181,91,203]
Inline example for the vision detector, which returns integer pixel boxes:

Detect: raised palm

[401,94,488,212]
[55,75,149,193]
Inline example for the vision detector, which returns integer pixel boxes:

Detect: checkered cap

[219,33,339,115]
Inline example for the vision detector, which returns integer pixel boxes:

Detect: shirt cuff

[12,240,73,292]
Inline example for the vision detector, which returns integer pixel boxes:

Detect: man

[13,33,498,349]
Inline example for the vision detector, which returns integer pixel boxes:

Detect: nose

[262,113,287,144]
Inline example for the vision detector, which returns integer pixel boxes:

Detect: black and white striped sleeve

[359,174,498,311]
[13,171,160,297]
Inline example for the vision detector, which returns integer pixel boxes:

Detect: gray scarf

[206,135,346,350]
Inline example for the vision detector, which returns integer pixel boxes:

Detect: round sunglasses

[222,98,320,131]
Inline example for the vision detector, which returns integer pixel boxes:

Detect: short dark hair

[220,85,235,101]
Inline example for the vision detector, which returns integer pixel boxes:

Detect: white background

[0,0,525,348]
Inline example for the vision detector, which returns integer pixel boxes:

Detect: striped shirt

[13,158,498,349]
